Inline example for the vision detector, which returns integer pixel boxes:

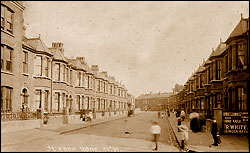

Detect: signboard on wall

[222,111,248,134]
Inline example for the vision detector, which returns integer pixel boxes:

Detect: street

[1,112,179,152]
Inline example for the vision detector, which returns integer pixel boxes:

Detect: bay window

[35,56,42,76]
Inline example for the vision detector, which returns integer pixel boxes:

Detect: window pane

[6,8,12,22]
[5,47,11,61]
[55,64,60,81]
[1,5,4,17]
[35,56,42,76]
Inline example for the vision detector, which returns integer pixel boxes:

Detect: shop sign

[222,111,248,134]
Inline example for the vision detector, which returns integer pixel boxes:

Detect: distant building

[135,92,174,111]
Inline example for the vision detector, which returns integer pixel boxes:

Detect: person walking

[180,109,186,121]
[150,121,161,151]
[178,124,189,151]
[211,117,219,146]
[89,110,93,122]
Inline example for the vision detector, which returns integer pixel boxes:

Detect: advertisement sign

[222,111,248,134]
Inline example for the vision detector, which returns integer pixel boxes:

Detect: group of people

[80,110,93,122]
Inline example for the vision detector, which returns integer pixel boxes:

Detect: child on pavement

[150,121,161,151]
[178,124,189,151]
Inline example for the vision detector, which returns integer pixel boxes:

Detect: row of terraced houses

[1,1,135,124]
[135,14,249,134]
[174,14,249,133]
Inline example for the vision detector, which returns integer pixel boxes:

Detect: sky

[23,1,249,98]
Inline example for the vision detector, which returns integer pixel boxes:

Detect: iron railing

[1,111,38,121]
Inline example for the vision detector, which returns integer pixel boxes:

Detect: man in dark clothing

[211,118,219,146]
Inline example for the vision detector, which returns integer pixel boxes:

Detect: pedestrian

[178,117,182,126]
[150,121,161,151]
[211,117,219,146]
[178,124,189,151]
[89,110,93,122]
[180,109,186,121]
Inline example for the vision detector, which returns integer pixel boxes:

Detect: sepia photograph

[1,1,249,152]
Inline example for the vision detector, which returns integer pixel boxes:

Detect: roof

[69,59,86,71]
[50,48,68,62]
[210,41,226,59]
[226,17,249,42]
[136,92,173,100]
[196,62,206,73]
[24,37,52,55]
[83,63,93,74]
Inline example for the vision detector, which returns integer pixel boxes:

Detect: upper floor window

[82,73,85,87]
[102,81,105,92]
[35,56,42,76]
[1,4,14,33]
[97,80,100,91]
[77,72,81,86]
[236,43,245,70]
[70,70,73,85]
[55,63,60,81]
[1,45,4,70]
[225,54,228,73]
[208,66,212,82]
[23,51,28,73]
[61,65,65,82]
[199,74,204,88]
[66,68,69,83]
[44,57,50,77]
[228,47,232,71]
[195,77,199,89]
[216,60,221,80]
[1,45,13,72]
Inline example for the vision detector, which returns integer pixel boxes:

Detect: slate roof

[24,37,52,55]
[227,17,249,42]
[69,59,86,71]
[196,61,206,73]
[210,41,226,58]
[50,48,68,62]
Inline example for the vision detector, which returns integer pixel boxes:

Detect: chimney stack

[52,42,64,55]
[102,71,108,77]
[91,65,99,72]
[76,57,85,64]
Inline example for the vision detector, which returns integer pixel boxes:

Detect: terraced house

[176,14,249,134]
[1,1,134,129]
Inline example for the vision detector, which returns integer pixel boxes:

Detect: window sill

[1,70,14,76]
[22,73,29,77]
[75,86,85,88]
[34,76,51,80]
[1,29,15,38]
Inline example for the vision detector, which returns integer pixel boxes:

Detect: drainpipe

[50,60,53,114]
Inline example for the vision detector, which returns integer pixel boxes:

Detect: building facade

[135,92,174,111]
[174,15,249,134]
[1,1,134,121]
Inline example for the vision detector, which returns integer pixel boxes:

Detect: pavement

[1,113,128,147]
[1,112,180,152]
[167,112,249,152]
